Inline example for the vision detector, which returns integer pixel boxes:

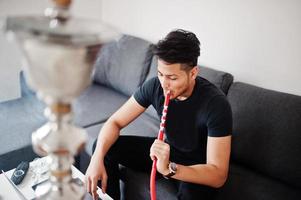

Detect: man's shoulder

[134,76,162,108]
[140,77,161,93]
[144,76,160,85]
[196,76,226,99]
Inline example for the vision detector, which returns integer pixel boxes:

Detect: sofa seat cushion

[216,163,301,200]
[73,84,129,127]
[227,82,301,188]
[93,34,153,97]
[0,97,46,156]
[122,163,301,200]
[19,73,130,128]
[84,112,160,156]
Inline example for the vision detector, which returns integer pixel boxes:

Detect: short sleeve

[133,77,157,108]
[206,95,232,137]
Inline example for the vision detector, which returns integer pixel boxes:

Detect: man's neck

[176,79,196,101]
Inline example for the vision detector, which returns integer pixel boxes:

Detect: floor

[0,31,22,102]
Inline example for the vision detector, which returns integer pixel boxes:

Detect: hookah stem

[150,91,171,200]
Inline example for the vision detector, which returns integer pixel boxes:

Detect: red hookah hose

[150,91,171,200]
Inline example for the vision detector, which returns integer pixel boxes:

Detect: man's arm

[86,96,146,197]
[172,136,231,187]
[92,95,147,161]
[152,135,231,188]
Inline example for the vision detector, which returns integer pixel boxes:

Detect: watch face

[164,162,177,179]
[170,162,177,173]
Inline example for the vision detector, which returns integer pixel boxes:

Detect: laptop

[2,170,103,200]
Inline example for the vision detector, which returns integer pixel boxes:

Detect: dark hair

[152,29,200,69]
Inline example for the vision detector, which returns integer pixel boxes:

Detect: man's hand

[85,155,108,200]
[150,139,170,175]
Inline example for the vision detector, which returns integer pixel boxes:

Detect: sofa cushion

[93,34,153,97]
[84,112,160,156]
[227,82,301,188]
[198,66,233,94]
[120,162,301,200]
[73,84,129,127]
[19,72,129,128]
[216,163,301,200]
[145,56,158,82]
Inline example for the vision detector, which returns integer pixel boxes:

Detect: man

[85,29,232,200]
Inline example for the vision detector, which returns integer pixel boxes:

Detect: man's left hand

[150,139,170,175]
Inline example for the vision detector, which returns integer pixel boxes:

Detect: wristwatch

[164,162,177,179]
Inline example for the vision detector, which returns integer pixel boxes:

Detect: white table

[0,157,112,200]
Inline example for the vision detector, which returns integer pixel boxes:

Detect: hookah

[150,91,171,200]
[4,0,117,199]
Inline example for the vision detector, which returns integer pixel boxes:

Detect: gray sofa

[0,34,300,200]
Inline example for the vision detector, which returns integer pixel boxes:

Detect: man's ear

[191,66,199,79]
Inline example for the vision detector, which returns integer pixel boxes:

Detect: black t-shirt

[134,76,232,164]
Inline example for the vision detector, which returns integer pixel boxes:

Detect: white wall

[0,0,102,101]
[1,0,300,100]
[101,0,301,96]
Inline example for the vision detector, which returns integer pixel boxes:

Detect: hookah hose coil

[150,91,171,200]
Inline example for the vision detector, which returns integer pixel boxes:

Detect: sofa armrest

[19,71,35,98]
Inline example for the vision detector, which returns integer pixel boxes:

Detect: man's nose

[162,77,170,89]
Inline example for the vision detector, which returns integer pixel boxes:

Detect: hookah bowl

[4,0,118,199]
